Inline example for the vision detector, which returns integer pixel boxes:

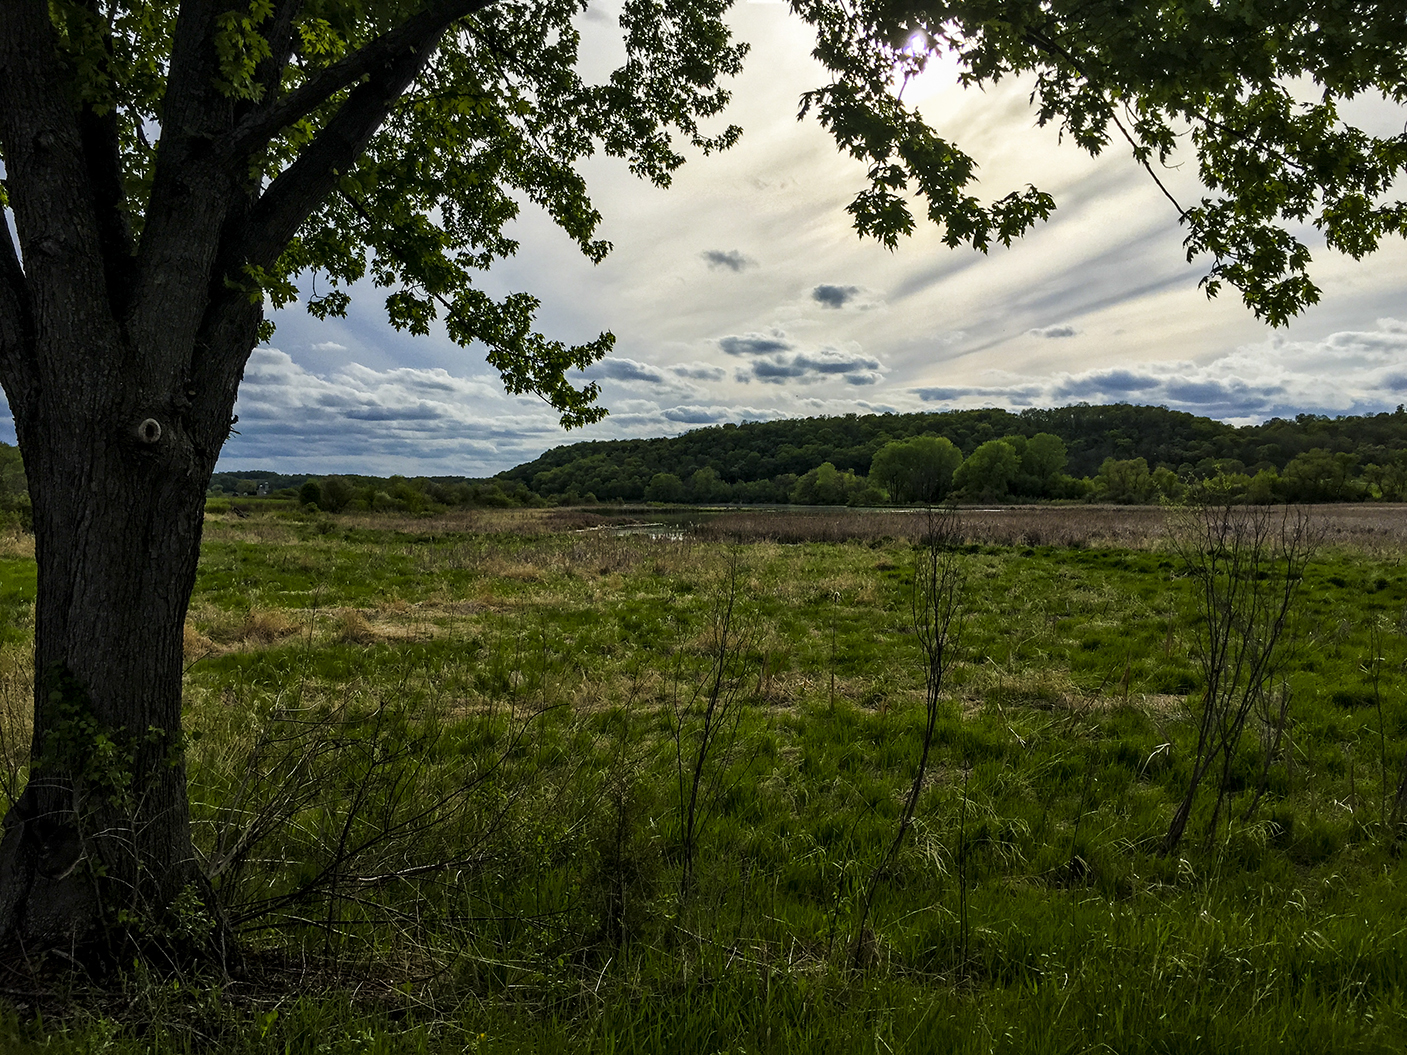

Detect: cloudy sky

[202,4,1407,474]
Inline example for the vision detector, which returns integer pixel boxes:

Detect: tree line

[498,403,1407,505]
[9,397,1402,521]
[208,470,539,512]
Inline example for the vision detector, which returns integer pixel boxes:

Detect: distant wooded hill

[498,404,1407,504]
[9,401,1392,515]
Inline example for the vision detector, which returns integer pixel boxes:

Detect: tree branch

[1108,110,1188,219]
[1022,25,1189,220]
[161,1,236,140]
[241,23,451,269]
[252,0,307,105]
[225,0,495,162]
[0,0,117,381]
[79,104,137,315]
[127,1,259,389]
[65,0,136,317]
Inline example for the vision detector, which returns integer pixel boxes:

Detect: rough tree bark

[0,0,482,964]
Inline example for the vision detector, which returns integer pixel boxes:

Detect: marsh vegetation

[1,502,1406,1051]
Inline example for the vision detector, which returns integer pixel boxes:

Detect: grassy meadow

[0,503,1406,1051]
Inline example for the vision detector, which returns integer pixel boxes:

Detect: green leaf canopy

[18,0,748,428]
[791,0,1407,326]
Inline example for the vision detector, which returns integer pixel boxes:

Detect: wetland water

[559,502,1407,551]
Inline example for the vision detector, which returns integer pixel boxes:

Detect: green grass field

[2,503,1407,1052]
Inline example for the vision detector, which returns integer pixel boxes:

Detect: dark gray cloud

[717,329,883,385]
[1055,369,1157,397]
[812,284,861,308]
[920,369,1289,418]
[670,361,727,381]
[664,405,730,424]
[746,348,884,386]
[1030,325,1077,338]
[603,401,787,430]
[346,404,446,421]
[915,384,1043,403]
[587,357,666,383]
[1163,378,1282,406]
[718,332,794,356]
[221,348,803,475]
[913,387,962,402]
[702,249,757,272]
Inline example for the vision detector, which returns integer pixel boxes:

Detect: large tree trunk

[0,358,238,966]
[0,0,453,971]
[0,0,262,966]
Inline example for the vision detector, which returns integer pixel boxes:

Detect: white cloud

[914,318,1407,424]
[225,349,558,474]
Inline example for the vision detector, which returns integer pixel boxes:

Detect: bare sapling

[1241,679,1292,824]
[672,546,756,902]
[590,678,654,948]
[853,505,965,968]
[195,626,567,961]
[1379,624,1407,838]
[1162,495,1319,856]
[1365,623,1387,830]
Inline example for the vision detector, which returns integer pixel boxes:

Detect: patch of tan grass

[238,608,303,645]
[0,645,31,808]
[200,514,304,545]
[336,609,380,644]
[965,663,1188,716]
[1307,503,1407,553]
[0,532,34,560]
[183,622,216,660]
[480,557,545,582]
[687,505,1179,549]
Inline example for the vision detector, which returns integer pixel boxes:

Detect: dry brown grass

[688,506,1177,547]
[183,622,216,660]
[336,609,379,644]
[1307,503,1407,552]
[0,645,30,807]
[331,507,582,536]
[238,608,303,644]
[200,515,305,545]
[479,557,546,582]
[684,503,1407,551]
[196,499,1407,556]
[0,531,34,560]
[185,607,307,653]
